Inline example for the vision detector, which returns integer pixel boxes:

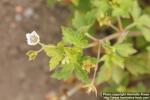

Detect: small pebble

[15,14,22,22]
[24,7,34,18]
[15,5,23,13]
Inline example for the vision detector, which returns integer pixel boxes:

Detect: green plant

[26,0,150,96]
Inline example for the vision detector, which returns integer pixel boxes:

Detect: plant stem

[37,42,56,53]
[109,23,119,32]
[117,31,129,43]
[67,84,81,97]
[125,23,136,31]
[37,47,44,53]
[85,32,98,41]
[117,17,124,32]
[102,33,120,41]
[38,42,45,47]
[86,41,98,48]
[86,31,142,48]
[92,42,101,84]
[60,84,82,100]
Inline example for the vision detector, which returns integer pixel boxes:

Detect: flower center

[30,35,38,43]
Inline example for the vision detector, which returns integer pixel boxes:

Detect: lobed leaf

[140,27,150,42]
[44,45,64,70]
[131,1,141,20]
[96,65,112,84]
[62,27,88,48]
[72,11,95,30]
[114,43,137,57]
[52,64,74,80]
[125,53,150,76]
[74,64,90,83]
[112,67,127,84]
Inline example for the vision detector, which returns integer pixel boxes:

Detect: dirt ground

[0,0,97,100]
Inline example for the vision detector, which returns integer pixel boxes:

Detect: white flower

[26,31,40,45]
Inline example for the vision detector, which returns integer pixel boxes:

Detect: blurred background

[0,0,97,100]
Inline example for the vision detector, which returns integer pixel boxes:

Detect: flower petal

[26,31,40,46]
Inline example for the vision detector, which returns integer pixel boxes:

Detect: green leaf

[93,0,110,14]
[116,85,127,92]
[74,64,89,83]
[76,0,91,12]
[112,0,134,17]
[26,50,38,61]
[120,73,129,87]
[111,53,124,69]
[134,13,150,42]
[102,42,126,69]
[135,36,147,50]
[147,46,150,52]
[144,6,150,15]
[47,0,56,6]
[52,64,74,80]
[57,41,65,48]
[114,43,137,57]
[44,45,64,70]
[135,83,146,92]
[125,53,149,76]
[62,27,75,45]
[71,0,79,6]
[82,56,97,64]
[49,55,63,70]
[64,47,82,64]
[127,83,146,92]
[102,42,137,69]
[131,1,141,20]
[96,65,112,84]
[100,55,113,67]
[140,27,150,42]
[112,67,126,84]
[136,15,150,28]
[62,27,88,48]
[72,11,95,30]
[44,45,61,57]
[112,7,125,17]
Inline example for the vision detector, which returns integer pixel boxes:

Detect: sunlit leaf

[62,27,88,48]
[114,43,137,57]
[44,45,64,70]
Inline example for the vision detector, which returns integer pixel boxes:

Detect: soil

[0,0,96,100]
